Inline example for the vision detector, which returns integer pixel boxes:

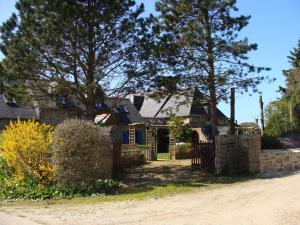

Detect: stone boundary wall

[121,144,141,157]
[260,149,300,173]
[215,135,261,175]
[121,144,145,168]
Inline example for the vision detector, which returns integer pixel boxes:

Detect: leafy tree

[150,0,270,138]
[167,116,192,142]
[277,39,300,125]
[0,0,152,118]
[264,98,298,136]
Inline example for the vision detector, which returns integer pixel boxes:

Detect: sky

[0,0,300,124]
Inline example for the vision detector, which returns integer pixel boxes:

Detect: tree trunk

[259,95,265,135]
[203,6,218,143]
[230,88,235,135]
[85,97,95,120]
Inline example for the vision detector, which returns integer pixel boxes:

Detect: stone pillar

[215,135,261,175]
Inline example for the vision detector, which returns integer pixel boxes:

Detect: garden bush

[0,119,54,183]
[52,119,113,188]
[174,143,191,159]
[0,153,119,200]
[261,136,283,149]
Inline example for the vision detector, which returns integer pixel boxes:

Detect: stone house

[127,89,228,152]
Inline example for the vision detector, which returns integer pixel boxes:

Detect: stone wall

[215,135,261,175]
[121,144,145,168]
[260,149,300,173]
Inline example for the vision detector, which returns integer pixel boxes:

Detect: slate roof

[103,98,144,125]
[0,95,38,120]
[130,89,227,120]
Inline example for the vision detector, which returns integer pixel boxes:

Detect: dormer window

[56,95,66,106]
[3,95,18,107]
[116,105,128,113]
[95,102,103,110]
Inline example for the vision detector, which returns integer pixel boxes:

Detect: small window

[95,103,103,110]
[56,95,66,106]
[116,105,128,113]
[3,95,18,107]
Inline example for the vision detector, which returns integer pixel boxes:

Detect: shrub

[167,117,192,142]
[174,143,191,159]
[0,154,119,200]
[52,119,113,188]
[0,119,54,183]
[261,136,283,149]
[121,154,145,168]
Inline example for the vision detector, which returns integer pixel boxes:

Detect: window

[116,105,128,113]
[56,95,66,106]
[95,103,103,110]
[3,95,18,107]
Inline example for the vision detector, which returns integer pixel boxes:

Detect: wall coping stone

[262,148,300,153]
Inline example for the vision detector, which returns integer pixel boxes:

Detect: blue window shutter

[135,131,143,145]
[122,130,129,144]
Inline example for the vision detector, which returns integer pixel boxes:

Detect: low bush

[0,119,54,183]
[174,143,191,159]
[121,155,145,168]
[0,177,119,200]
[261,136,283,149]
[52,119,113,188]
[176,143,191,153]
[0,155,119,200]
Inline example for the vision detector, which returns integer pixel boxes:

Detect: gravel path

[1,171,300,225]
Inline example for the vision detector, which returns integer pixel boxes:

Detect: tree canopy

[265,39,300,136]
[0,0,152,118]
[149,0,270,137]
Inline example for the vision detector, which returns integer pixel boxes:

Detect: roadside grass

[0,175,254,207]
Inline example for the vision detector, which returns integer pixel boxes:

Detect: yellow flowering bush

[0,119,54,183]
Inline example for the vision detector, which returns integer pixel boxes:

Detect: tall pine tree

[151,0,270,138]
[0,0,152,118]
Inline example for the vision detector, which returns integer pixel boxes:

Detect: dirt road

[1,172,300,225]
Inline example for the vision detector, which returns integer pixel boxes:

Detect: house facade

[127,89,228,150]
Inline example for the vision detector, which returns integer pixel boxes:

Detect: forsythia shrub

[0,119,54,183]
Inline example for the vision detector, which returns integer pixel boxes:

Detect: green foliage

[157,153,170,160]
[0,0,152,117]
[0,177,119,200]
[150,0,270,103]
[287,39,300,69]
[174,143,191,159]
[167,117,192,142]
[137,145,147,151]
[52,119,113,188]
[264,98,299,136]
[176,143,191,153]
[261,136,283,149]
[0,154,119,200]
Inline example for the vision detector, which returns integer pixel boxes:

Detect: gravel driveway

[1,171,300,225]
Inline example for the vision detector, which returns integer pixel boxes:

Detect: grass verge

[0,175,254,207]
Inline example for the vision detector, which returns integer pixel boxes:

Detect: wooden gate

[191,141,215,173]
